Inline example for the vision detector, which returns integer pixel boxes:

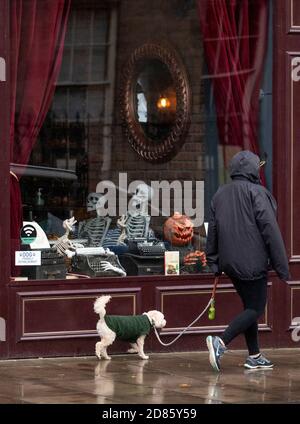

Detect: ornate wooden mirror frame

[120,43,191,163]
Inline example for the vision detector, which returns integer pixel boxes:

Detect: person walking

[205,150,289,371]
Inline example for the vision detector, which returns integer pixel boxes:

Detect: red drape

[10,0,71,275]
[197,0,268,155]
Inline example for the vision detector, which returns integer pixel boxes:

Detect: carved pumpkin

[163,212,194,246]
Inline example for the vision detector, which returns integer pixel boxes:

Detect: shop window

[10,0,272,281]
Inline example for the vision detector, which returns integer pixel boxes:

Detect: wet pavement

[0,349,300,403]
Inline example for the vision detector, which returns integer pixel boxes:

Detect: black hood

[229,150,260,184]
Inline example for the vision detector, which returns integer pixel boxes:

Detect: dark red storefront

[0,0,300,360]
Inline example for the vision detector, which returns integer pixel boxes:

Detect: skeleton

[78,192,112,247]
[77,184,154,252]
[72,247,127,277]
[118,184,153,243]
[102,228,122,248]
[92,258,126,277]
[52,217,126,276]
[52,217,84,257]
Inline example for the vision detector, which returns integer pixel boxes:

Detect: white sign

[0,57,5,81]
[164,251,180,275]
[15,251,41,266]
[0,318,6,342]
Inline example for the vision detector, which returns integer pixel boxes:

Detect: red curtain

[197,0,268,155]
[10,0,71,275]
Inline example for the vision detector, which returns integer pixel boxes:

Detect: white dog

[94,295,166,360]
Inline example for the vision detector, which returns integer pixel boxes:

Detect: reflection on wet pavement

[0,349,300,403]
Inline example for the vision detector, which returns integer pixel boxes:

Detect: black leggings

[221,277,268,355]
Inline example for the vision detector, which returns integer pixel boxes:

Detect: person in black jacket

[205,150,289,372]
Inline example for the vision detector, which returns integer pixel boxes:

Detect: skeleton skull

[87,192,106,215]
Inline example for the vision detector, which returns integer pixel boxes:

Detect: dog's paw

[103,355,112,360]
[95,345,102,359]
[127,348,138,354]
[139,355,149,360]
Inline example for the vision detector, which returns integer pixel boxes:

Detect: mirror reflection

[135,59,177,141]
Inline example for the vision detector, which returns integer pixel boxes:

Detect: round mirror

[120,44,191,163]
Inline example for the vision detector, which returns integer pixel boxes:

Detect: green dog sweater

[104,314,152,343]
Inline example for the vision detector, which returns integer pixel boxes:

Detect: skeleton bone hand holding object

[52,217,127,276]
[52,217,84,257]
[81,185,154,247]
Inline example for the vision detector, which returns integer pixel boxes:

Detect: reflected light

[157,97,171,109]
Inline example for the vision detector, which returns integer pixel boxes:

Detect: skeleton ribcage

[52,237,71,256]
[102,228,122,247]
[125,215,150,239]
[78,217,111,247]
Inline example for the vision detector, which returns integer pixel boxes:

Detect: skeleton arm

[52,217,83,257]
[99,260,127,276]
[117,215,128,244]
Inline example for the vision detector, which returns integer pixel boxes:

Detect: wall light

[157,97,171,109]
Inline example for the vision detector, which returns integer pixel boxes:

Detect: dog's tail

[94,295,111,319]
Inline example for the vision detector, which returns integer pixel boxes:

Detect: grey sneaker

[206,335,227,372]
[244,354,274,369]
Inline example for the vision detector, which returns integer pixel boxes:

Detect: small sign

[20,224,37,244]
[15,251,41,266]
[164,251,180,275]
[0,57,6,82]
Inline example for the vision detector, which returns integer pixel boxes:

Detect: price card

[15,251,41,266]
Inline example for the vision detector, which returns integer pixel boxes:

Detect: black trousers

[221,277,268,355]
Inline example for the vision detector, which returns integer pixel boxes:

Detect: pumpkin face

[163,212,194,246]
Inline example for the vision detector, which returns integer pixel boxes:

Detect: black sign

[21,224,37,244]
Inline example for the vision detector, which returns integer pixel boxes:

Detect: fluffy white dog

[94,295,166,360]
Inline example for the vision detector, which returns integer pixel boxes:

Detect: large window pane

[10,0,272,281]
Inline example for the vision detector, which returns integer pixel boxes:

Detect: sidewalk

[0,349,300,403]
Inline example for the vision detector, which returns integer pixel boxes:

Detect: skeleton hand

[103,248,114,257]
[65,249,76,258]
[117,215,127,229]
[100,261,126,276]
[53,239,75,257]
[63,217,77,233]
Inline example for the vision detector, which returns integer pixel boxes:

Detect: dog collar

[143,312,155,327]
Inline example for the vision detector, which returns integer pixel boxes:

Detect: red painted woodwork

[0,0,298,359]
[0,0,10,359]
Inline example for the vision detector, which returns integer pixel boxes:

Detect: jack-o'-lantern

[163,212,194,246]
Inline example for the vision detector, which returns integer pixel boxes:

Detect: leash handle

[208,276,219,320]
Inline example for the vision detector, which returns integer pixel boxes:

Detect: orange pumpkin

[163,212,194,246]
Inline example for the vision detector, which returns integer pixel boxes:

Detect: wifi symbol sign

[21,225,37,244]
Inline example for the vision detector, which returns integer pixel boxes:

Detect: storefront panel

[0,0,298,359]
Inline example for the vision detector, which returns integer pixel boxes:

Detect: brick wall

[89,0,205,234]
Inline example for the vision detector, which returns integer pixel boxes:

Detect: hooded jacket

[205,150,289,281]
